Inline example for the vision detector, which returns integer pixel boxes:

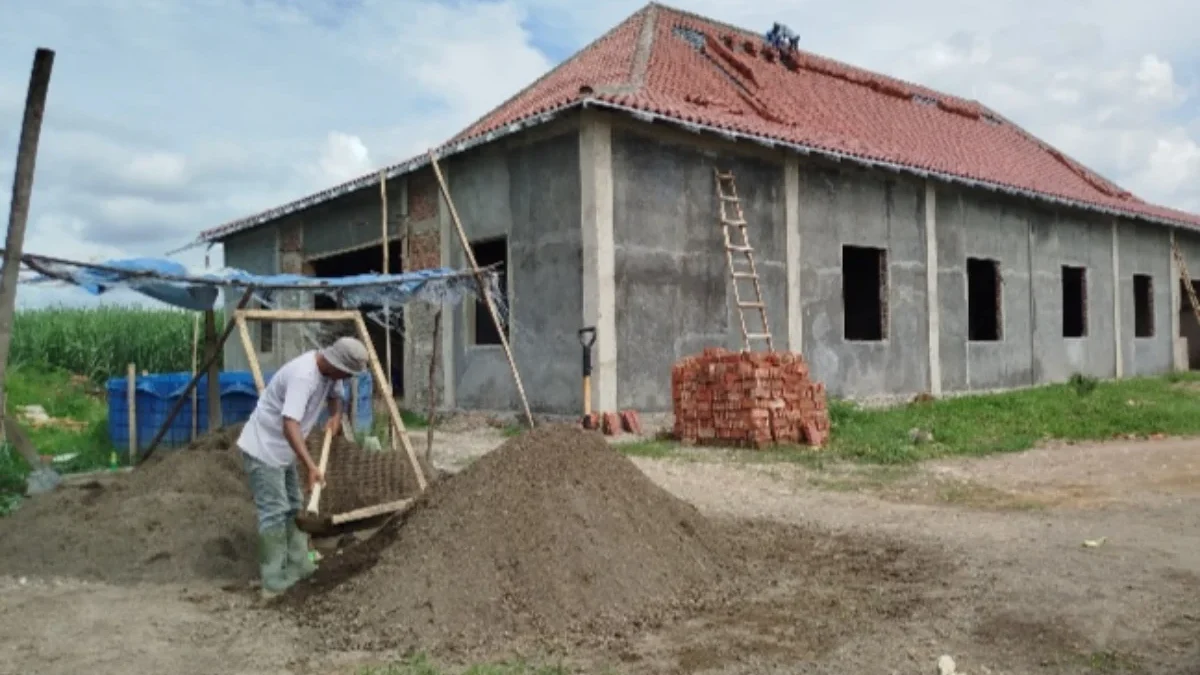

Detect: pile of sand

[0,425,258,584]
[285,424,737,652]
[0,423,433,586]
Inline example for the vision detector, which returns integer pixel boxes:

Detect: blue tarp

[20,253,499,312]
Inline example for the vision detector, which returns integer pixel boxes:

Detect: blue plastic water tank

[105,370,374,452]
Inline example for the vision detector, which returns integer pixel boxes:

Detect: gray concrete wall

[1117,218,1173,376]
[798,162,928,399]
[609,126,787,411]
[443,129,583,414]
[935,188,1035,391]
[1028,208,1117,382]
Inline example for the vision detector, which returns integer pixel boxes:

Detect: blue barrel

[106,370,374,452]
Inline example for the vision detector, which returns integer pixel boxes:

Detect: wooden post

[379,169,394,451]
[139,289,254,463]
[425,308,441,465]
[126,363,137,465]
[190,313,199,440]
[427,150,535,428]
[236,313,266,393]
[0,48,54,458]
[204,310,220,432]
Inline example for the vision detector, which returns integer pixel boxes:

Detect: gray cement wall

[1117,218,1173,376]
[609,126,787,411]
[798,162,928,399]
[221,224,278,373]
[443,129,583,414]
[1028,208,1117,382]
[936,188,1035,391]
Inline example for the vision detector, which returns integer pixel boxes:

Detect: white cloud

[317,132,372,183]
[0,0,1197,313]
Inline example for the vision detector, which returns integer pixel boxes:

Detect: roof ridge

[594,3,660,97]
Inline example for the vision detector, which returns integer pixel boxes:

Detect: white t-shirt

[237,350,344,468]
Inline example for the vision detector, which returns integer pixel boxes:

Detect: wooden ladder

[715,168,774,352]
[1173,240,1200,326]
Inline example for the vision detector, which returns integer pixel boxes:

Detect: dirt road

[1,432,1197,675]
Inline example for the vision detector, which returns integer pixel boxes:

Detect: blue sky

[1,0,1198,309]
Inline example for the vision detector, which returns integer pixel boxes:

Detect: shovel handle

[305,427,333,514]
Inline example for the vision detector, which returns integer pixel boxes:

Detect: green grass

[824,372,1200,463]
[357,654,577,675]
[11,306,209,382]
[0,363,117,513]
[613,372,1200,466]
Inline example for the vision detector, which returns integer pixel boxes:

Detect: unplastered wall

[609,124,788,412]
[797,160,928,399]
[443,127,584,414]
[1173,228,1200,368]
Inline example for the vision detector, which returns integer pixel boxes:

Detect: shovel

[5,414,60,495]
[294,427,333,535]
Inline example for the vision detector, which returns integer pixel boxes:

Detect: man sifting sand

[237,336,369,597]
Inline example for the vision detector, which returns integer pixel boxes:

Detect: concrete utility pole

[0,48,57,494]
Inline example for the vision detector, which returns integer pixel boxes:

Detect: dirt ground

[1,426,1198,675]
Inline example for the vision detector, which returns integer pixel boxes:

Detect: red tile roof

[198,2,1200,243]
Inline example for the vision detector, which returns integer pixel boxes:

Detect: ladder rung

[727,245,753,252]
[719,195,740,202]
[732,272,758,279]
[721,220,747,226]
[747,333,772,340]
[716,172,735,181]
[738,302,764,309]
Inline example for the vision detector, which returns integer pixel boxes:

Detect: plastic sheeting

[17,252,501,312]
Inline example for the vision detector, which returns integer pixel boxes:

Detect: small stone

[937,654,957,675]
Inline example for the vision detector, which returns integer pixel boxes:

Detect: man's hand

[306,464,325,493]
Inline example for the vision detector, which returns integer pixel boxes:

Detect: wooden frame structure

[234,307,428,494]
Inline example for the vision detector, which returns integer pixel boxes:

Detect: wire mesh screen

[296,430,430,515]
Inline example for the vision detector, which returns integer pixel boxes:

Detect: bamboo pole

[380,170,395,452]
[126,363,137,466]
[0,48,53,463]
[425,308,441,465]
[204,310,220,432]
[139,289,254,463]
[426,150,534,428]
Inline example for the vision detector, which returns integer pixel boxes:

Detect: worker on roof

[237,336,369,598]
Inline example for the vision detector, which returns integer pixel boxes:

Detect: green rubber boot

[285,520,318,582]
[258,526,292,599]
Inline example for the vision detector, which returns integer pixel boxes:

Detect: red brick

[581,413,600,431]
[619,410,642,435]
[601,412,621,436]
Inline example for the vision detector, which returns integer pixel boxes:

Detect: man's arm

[280,378,320,472]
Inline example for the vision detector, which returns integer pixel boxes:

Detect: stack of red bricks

[672,348,830,448]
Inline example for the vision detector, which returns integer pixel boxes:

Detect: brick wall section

[402,218,444,411]
[407,168,438,222]
[407,231,440,270]
[672,348,831,448]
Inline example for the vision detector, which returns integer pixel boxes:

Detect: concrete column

[1111,220,1123,378]
[437,169,456,408]
[579,110,617,411]
[784,157,802,352]
[924,181,942,396]
[1170,228,1186,370]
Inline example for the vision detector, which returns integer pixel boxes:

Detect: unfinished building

[193,3,1200,415]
